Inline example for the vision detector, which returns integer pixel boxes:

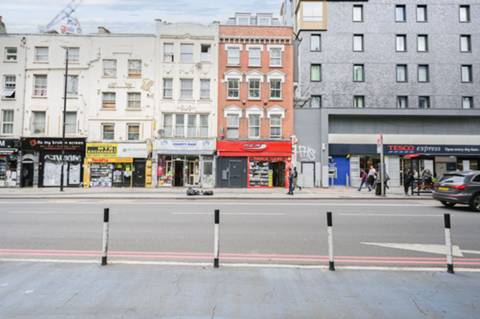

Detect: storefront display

[0,139,20,187]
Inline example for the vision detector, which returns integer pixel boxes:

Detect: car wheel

[441,201,456,208]
[470,194,480,212]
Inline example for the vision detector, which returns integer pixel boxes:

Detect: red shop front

[216,140,292,188]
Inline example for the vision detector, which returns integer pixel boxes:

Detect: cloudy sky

[1,0,281,33]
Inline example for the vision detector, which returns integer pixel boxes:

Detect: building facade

[285,0,480,187]
[217,14,294,188]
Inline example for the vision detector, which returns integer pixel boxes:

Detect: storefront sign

[86,143,118,157]
[87,157,133,164]
[44,154,82,163]
[0,139,20,149]
[385,144,480,156]
[217,140,292,157]
[22,138,86,152]
[242,143,267,152]
[154,139,215,155]
[117,143,148,158]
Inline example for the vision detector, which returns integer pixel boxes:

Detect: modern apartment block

[284,0,480,188]
[216,13,294,188]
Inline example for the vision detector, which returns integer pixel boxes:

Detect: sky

[0,0,281,34]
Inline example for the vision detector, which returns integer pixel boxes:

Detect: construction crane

[40,0,82,34]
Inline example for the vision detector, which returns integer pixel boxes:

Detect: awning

[1,88,15,98]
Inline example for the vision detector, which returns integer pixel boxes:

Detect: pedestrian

[367,165,376,192]
[404,169,414,195]
[287,168,294,195]
[293,167,301,191]
[358,169,370,191]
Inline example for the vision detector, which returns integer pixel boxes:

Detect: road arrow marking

[361,242,465,257]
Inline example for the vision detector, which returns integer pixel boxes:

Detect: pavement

[0,186,431,200]
[0,261,479,319]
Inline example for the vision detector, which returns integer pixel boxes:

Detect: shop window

[127,124,140,141]
[163,43,174,62]
[127,92,141,109]
[32,111,46,134]
[175,114,185,137]
[34,46,49,62]
[270,114,282,139]
[199,114,208,137]
[201,44,211,62]
[163,114,173,137]
[226,114,239,139]
[248,79,261,99]
[102,92,116,109]
[103,59,117,77]
[200,79,210,99]
[249,47,261,66]
[67,47,80,63]
[2,75,16,99]
[102,123,115,140]
[180,44,194,63]
[67,75,78,96]
[128,59,142,78]
[163,78,173,99]
[270,79,282,99]
[4,47,17,62]
[227,47,240,66]
[248,114,261,138]
[180,79,193,99]
[187,114,197,137]
[65,112,77,134]
[33,75,47,97]
[227,79,240,99]
[1,110,14,134]
[269,48,282,67]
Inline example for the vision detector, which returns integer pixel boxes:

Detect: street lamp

[60,47,69,192]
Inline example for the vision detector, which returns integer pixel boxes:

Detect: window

[163,78,173,99]
[303,2,323,22]
[249,48,261,66]
[395,5,406,22]
[417,35,428,52]
[102,123,114,140]
[460,35,472,52]
[459,5,470,22]
[269,48,282,67]
[396,64,408,82]
[66,75,78,96]
[34,47,48,62]
[199,114,208,137]
[310,64,321,81]
[353,34,364,51]
[102,92,116,109]
[462,96,473,109]
[187,114,197,137]
[65,112,77,134]
[103,59,117,77]
[416,5,427,22]
[127,124,140,141]
[33,75,47,97]
[248,79,261,99]
[127,92,141,109]
[238,16,250,25]
[311,95,322,108]
[200,79,210,99]
[353,5,363,22]
[310,34,321,51]
[2,75,16,99]
[461,65,472,82]
[1,110,14,134]
[226,114,239,139]
[32,111,46,134]
[353,96,365,108]
[67,48,79,62]
[180,44,194,63]
[4,47,17,62]
[248,114,261,138]
[419,96,430,109]
[175,114,185,137]
[180,79,193,99]
[201,44,211,61]
[396,35,407,52]
[270,79,282,99]
[397,96,408,109]
[227,79,240,99]
[163,43,174,62]
[128,59,142,78]
[227,47,240,65]
[353,64,365,82]
[163,114,173,137]
[418,65,429,82]
[270,114,282,139]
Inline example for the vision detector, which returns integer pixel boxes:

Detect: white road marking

[5,211,103,215]
[362,242,465,257]
[171,212,285,216]
[461,250,480,255]
[340,213,439,217]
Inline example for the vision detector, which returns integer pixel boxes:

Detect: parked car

[432,171,480,211]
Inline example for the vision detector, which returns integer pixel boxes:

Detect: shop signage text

[155,139,215,152]
[22,138,85,152]
[385,144,480,155]
[44,154,82,162]
[86,143,118,157]
[242,143,267,152]
[0,139,20,149]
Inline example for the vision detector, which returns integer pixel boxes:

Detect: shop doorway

[228,160,244,187]
[133,159,146,188]
[271,162,286,187]
[21,162,34,187]
[174,160,184,186]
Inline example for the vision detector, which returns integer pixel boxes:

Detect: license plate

[438,187,449,191]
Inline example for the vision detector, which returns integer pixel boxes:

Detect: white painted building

[153,21,219,188]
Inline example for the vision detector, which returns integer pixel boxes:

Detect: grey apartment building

[282,0,480,188]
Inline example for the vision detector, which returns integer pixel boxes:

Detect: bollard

[214,209,220,268]
[444,213,454,274]
[327,211,335,271]
[101,208,110,266]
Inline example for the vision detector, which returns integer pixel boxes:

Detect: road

[1,198,479,268]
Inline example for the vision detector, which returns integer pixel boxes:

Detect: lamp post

[60,47,69,192]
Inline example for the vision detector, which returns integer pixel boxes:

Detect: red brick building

[217,15,294,188]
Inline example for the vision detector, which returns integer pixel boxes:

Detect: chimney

[97,26,111,34]
[0,16,6,34]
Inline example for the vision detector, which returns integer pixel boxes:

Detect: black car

[432,171,480,211]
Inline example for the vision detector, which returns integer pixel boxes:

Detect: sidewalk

[0,186,432,200]
[0,261,477,319]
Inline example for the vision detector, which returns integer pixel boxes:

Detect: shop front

[0,139,21,187]
[21,138,86,188]
[153,139,216,188]
[84,143,150,188]
[216,141,292,188]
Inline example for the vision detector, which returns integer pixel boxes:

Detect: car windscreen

[440,175,466,184]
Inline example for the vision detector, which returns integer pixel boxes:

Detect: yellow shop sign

[86,143,118,157]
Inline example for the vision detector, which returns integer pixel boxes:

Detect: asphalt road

[1,199,479,268]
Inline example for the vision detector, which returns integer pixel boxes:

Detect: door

[133,159,146,188]
[301,162,315,188]
[228,159,246,188]
[21,162,34,187]
[174,160,184,187]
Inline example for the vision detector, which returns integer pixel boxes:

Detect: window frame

[310,95,322,108]
[248,78,261,100]
[127,92,141,110]
[163,43,175,62]
[227,78,240,99]
[418,96,431,109]
[396,64,408,83]
[102,59,117,78]
[66,74,79,97]
[3,75,16,99]
[67,47,80,63]
[269,79,282,100]
[353,4,364,22]
[396,34,407,52]
[226,113,240,139]
[395,5,407,22]
[269,47,283,67]
[303,2,323,22]
[462,96,474,109]
[248,114,261,139]
[353,64,365,82]
[64,111,77,135]
[310,34,321,52]
[163,78,173,99]
[460,35,472,53]
[269,114,282,139]
[1,109,14,135]
[353,34,364,52]
[227,47,241,66]
[128,59,142,78]
[102,123,115,141]
[180,78,194,99]
[310,64,322,82]
[34,46,49,62]
[200,79,211,100]
[33,74,48,97]
[180,43,194,63]
[31,111,46,135]
[4,47,17,62]
[417,64,430,83]
[417,34,429,52]
[459,5,470,23]
[397,96,409,109]
[248,47,261,67]
[461,65,473,83]
[353,95,365,108]
[416,5,427,22]
[102,92,116,109]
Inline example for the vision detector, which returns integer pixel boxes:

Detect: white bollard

[444,214,454,274]
[101,208,110,266]
[327,211,335,271]
[214,209,220,268]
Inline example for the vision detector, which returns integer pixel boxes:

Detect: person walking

[358,169,370,191]
[367,165,376,192]
[287,168,295,195]
[404,169,414,195]
[293,167,301,191]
